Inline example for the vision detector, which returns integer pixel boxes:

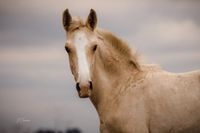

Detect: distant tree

[35,129,55,133]
[65,128,81,133]
[35,127,81,133]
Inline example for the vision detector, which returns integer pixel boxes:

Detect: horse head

[63,9,99,98]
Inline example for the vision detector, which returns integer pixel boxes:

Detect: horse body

[92,61,200,133]
[62,9,200,133]
[145,68,200,133]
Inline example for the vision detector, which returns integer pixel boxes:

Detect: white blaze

[74,31,91,83]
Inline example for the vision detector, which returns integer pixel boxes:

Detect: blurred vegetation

[34,128,81,133]
[0,126,82,133]
[35,128,82,133]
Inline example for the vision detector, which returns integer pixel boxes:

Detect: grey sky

[0,0,200,133]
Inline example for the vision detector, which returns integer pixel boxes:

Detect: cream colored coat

[91,64,200,133]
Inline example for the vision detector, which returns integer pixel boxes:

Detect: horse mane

[96,29,140,70]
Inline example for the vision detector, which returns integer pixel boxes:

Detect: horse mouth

[77,88,91,98]
[78,92,90,98]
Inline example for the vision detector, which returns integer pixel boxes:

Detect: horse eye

[65,46,71,53]
[92,45,98,52]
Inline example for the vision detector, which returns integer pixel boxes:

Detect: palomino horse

[62,9,200,133]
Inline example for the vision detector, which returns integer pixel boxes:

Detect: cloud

[133,19,200,48]
[1,0,200,47]
[129,19,200,72]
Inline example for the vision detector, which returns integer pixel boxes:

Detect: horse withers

[62,9,200,133]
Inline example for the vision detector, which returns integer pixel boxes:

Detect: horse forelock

[68,17,85,32]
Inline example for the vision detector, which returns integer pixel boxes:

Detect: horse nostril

[89,81,93,90]
[76,83,80,92]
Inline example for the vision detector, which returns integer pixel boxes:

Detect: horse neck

[90,33,140,113]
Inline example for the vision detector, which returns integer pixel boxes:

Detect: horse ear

[63,9,72,31]
[86,9,97,31]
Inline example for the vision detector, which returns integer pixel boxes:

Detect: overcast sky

[0,0,200,133]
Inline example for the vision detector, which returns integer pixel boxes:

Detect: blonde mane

[96,29,140,70]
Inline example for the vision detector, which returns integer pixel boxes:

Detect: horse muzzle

[76,81,93,98]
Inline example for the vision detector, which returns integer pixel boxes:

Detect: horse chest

[100,112,148,133]
[100,110,131,133]
[99,97,148,133]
